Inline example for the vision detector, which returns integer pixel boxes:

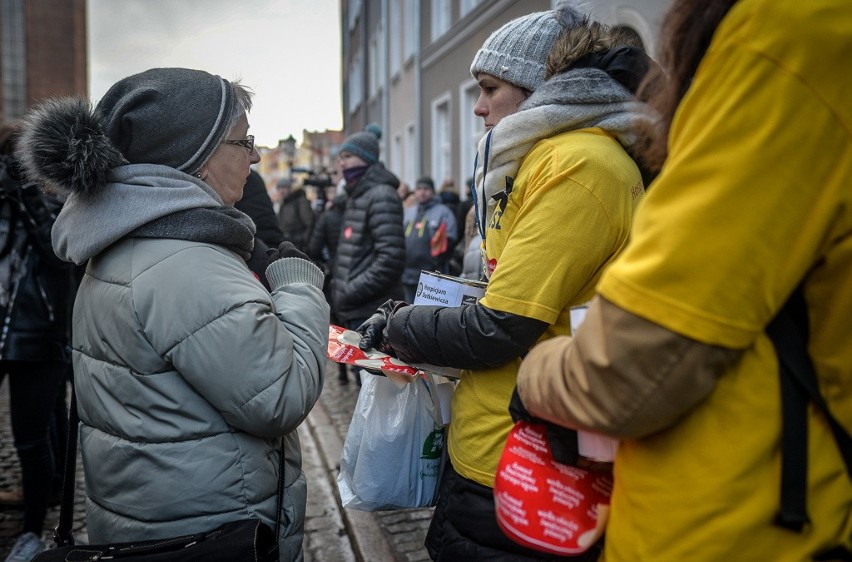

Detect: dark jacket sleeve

[297,197,315,239]
[235,171,284,247]
[387,301,548,369]
[244,237,271,291]
[306,212,328,264]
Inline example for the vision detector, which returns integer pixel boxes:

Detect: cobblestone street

[0,361,433,561]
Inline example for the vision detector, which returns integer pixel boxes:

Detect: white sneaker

[4,532,45,562]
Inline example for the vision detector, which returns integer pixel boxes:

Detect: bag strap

[53,382,79,546]
[766,285,852,532]
[54,377,287,546]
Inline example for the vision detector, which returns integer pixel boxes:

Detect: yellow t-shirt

[598,1,852,560]
[449,128,643,487]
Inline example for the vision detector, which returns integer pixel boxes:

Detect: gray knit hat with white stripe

[470,0,587,92]
[96,67,235,174]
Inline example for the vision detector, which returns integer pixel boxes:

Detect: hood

[52,163,224,265]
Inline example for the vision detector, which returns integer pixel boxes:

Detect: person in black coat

[235,170,283,248]
[307,191,346,275]
[331,125,405,333]
[307,190,352,383]
[234,170,284,290]
[0,121,77,559]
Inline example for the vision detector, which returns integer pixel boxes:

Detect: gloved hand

[509,386,581,467]
[266,241,311,267]
[355,299,407,355]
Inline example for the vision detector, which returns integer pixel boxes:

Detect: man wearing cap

[401,176,458,303]
[275,177,314,251]
[331,125,405,383]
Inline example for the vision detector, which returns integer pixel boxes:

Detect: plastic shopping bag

[337,373,447,511]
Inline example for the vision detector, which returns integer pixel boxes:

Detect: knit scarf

[130,206,256,261]
[471,67,655,251]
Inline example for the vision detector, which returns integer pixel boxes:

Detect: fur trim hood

[16,97,126,196]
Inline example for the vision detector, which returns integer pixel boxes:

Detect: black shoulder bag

[34,383,284,561]
[767,286,852,560]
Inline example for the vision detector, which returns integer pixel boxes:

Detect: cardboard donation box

[410,271,487,379]
[413,270,487,308]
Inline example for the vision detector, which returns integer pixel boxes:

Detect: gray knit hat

[339,124,381,165]
[470,1,586,92]
[96,67,235,174]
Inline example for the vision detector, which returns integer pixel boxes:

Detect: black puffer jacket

[332,163,405,323]
[0,156,75,361]
[307,193,346,268]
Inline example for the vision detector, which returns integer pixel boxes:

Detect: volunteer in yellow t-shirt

[516,1,852,560]
[355,5,653,559]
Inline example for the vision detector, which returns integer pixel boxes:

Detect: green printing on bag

[421,428,445,460]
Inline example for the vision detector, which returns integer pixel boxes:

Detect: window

[368,25,384,97]
[391,132,403,182]
[460,0,481,18]
[405,123,416,187]
[1,0,27,119]
[404,1,417,61]
[459,80,482,200]
[431,0,451,42]
[389,0,402,76]
[347,0,362,31]
[347,49,363,113]
[431,94,452,185]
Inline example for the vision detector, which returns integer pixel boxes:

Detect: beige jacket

[516,295,740,438]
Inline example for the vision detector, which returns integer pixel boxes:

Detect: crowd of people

[1,0,850,561]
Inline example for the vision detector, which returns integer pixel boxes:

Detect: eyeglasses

[223,134,255,153]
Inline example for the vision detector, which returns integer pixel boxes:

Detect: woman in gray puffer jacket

[16,68,329,562]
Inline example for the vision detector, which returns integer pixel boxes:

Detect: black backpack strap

[53,380,79,546]
[766,285,852,532]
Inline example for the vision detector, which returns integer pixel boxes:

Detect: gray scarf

[471,67,655,267]
[130,206,255,261]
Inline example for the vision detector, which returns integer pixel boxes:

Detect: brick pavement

[0,362,433,561]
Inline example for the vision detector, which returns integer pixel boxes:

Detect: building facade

[340,0,668,197]
[0,0,87,122]
[256,128,345,205]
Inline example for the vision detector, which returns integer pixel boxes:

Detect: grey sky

[87,0,342,147]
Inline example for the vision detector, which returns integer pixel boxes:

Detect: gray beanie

[470,0,586,92]
[339,124,381,165]
[96,67,235,174]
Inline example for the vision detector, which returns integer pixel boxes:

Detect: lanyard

[470,130,492,242]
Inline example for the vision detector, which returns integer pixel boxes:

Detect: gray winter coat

[52,165,329,561]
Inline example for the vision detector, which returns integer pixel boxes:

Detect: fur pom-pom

[555,0,589,29]
[15,97,126,196]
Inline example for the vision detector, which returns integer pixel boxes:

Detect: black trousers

[2,360,67,534]
[425,462,603,561]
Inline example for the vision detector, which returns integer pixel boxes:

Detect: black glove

[509,386,580,467]
[355,299,407,355]
[266,241,311,267]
